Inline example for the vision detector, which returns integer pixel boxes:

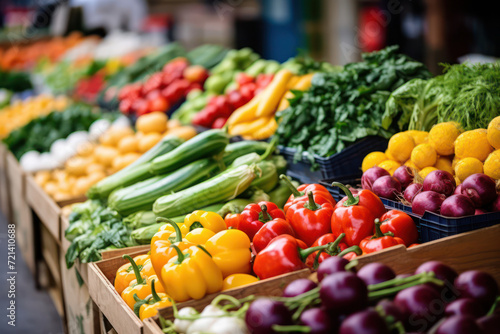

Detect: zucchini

[153,164,258,217]
[150,129,229,175]
[123,211,158,229]
[222,140,270,165]
[108,158,220,216]
[268,178,299,209]
[251,160,278,192]
[87,136,184,199]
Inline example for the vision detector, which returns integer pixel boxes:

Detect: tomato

[119,83,141,100]
[186,82,203,94]
[119,99,134,114]
[256,74,274,88]
[212,117,227,129]
[227,90,246,110]
[236,73,254,87]
[133,99,150,116]
[142,73,163,95]
[240,84,256,102]
[145,89,161,101]
[212,95,232,117]
[149,97,169,112]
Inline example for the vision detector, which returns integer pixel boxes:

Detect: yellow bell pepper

[222,274,259,291]
[226,93,262,126]
[255,69,293,117]
[146,274,165,294]
[137,279,172,320]
[151,218,194,283]
[161,245,223,302]
[120,255,153,309]
[251,117,278,140]
[204,229,252,278]
[228,116,272,137]
[114,254,150,295]
[184,228,216,244]
[180,211,226,235]
[277,73,315,111]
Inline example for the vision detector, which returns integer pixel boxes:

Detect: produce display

[0,69,33,92]
[0,94,70,139]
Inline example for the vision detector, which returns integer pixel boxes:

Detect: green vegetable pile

[383,62,500,132]
[0,70,32,92]
[3,103,101,159]
[275,46,431,159]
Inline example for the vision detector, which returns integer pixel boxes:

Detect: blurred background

[1,0,499,74]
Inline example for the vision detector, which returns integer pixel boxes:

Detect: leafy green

[0,70,32,92]
[276,46,431,159]
[383,62,500,131]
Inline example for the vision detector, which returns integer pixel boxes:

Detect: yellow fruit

[118,135,138,154]
[138,133,162,153]
[428,122,462,156]
[100,126,135,146]
[86,163,105,174]
[94,145,120,167]
[487,116,500,149]
[87,171,107,184]
[434,157,453,175]
[34,171,51,186]
[77,142,95,157]
[484,150,500,179]
[452,156,459,170]
[136,112,168,134]
[167,119,182,129]
[406,130,429,145]
[404,160,420,171]
[121,153,141,167]
[454,129,493,161]
[455,157,483,182]
[43,181,58,196]
[362,152,387,172]
[166,126,197,141]
[388,133,415,162]
[74,177,94,195]
[419,167,437,179]
[411,143,437,169]
[65,156,92,177]
[377,160,401,176]
[385,149,396,161]
[454,176,461,185]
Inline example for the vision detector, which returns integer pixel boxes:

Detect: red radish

[412,191,446,216]
[372,176,401,200]
[440,195,475,218]
[361,166,390,191]
[404,183,423,203]
[423,170,456,196]
[393,166,414,189]
[461,174,497,208]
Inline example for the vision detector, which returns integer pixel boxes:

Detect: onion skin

[404,183,423,203]
[491,195,500,212]
[361,167,390,191]
[454,184,463,195]
[393,166,414,189]
[423,170,456,196]
[440,194,475,218]
[372,175,402,200]
[412,191,446,216]
[460,173,497,208]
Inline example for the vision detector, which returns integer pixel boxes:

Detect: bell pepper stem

[260,204,271,222]
[372,219,385,239]
[150,279,162,303]
[156,217,183,243]
[337,245,362,258]
[196,244,212,258]
[331,182,360,207]
[298,233,345,261]
[279,174,302,197]
[303,191,321,211]
[170,245,186,264]
[122,254,145,285]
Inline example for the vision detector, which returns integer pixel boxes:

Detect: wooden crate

[0,143,11,221]
[6,151,36,275]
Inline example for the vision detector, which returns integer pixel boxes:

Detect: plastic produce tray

[279,136,388,184]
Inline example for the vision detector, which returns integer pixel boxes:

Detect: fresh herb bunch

[275,46,431,159]
[383,62,500,131]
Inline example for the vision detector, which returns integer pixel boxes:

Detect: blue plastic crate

[278,136,388,184]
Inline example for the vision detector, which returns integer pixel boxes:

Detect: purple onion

[245,298,292,334]
[454,270,499,307]
[436,315,482,334]
[339,310,389,334]
[317,256,350,282]
[319,272,368,315]
[357,263,396,286]
[361,167,390,191]
[454,184,463,195]
[393,166,414,189]
[477,314,500,334]
[415,261,458,284]
[445,298,486,318]
[282,279,317,298]
[423,170,456,196]
[461,174,497,208]
[376,299,405,323]
[412,191,446,216]
[492,194,500,212]
[475,208,488,215]
[300,308,336,334]
[372,175,402,200]
[404,183,423,203]
[440,194,475,217]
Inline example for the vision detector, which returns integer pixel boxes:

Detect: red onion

[491,194,500,212]
[423,170,456,196]
[461,174,497,208]
[361,167,390,191]
[412,191,446,216]
[372,176,402,200]
[440,195,475,218]
[475,208,488,215]
[393,166,414,189]
[454,184,463,195]
[404,183,423,203]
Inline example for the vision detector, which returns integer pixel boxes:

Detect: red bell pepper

[280,175,336,213]
[224,202,285,240]
[253,234,346,280]
[359,219,405,254]
[286,191,334,246]
[305,234,362,267]
[253,218,295,253]
[330,182,386,247]
[379,210,418,247]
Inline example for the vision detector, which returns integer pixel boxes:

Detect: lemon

[487,116,500,149]
[484,150,500,179]
[411,143,437,169]
[404,160,420,171]
[385,149,396,161]
[406,130,429,145]
[362,152,387,172]
[452,156,459,170]
[454,176,461,185]
[454,129,493,161]
[434,157,453,175]
[419,167,437,179]
[428,122,462,156]
[377,160,401,175]
[455,157,483,182]
[388,133,415,162]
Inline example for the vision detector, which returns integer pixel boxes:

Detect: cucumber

[150,129,229,175]
[222,141,270,165]
[108,158,220,216]
[252,160,278,192]
[87,136,184,199]
[153,164,258,218]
